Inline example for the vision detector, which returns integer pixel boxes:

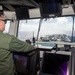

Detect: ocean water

[38,42,55,47]
[35,42,56,49]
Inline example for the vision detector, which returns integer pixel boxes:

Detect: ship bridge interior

[0,0,75,19]
[1,1,75,75]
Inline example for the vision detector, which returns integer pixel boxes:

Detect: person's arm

[9,36,36,52]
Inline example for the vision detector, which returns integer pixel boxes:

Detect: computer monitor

[13,51,40,75]
[14,55,29,74]
[15,7,29,20]
[64,45,71,51]
[40,52,71,75]
[40,3,62,18]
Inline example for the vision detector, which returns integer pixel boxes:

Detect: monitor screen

[40,3,62,17]
[40,53,71,75]
[15,7,29,20]
[14,55,29,74]
[64,45,71,51]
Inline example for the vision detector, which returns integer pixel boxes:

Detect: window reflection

[3,21,10,33]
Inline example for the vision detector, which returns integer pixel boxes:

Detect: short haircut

[0,10,3,16]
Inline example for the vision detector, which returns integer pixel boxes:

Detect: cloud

[4,17,74,37]
[39,17,73,36]
[19,17,73,37]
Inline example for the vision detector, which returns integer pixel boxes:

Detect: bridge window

[17,17,75,46]
[18,19,40,42]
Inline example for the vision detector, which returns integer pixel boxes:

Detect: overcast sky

[19,17,74,37]
[4,16,75,37]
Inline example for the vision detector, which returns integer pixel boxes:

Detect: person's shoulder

[3,33,15,38]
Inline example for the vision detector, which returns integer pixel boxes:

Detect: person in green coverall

[0,14,36,75]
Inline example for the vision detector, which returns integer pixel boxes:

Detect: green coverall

[0,31,35,75]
